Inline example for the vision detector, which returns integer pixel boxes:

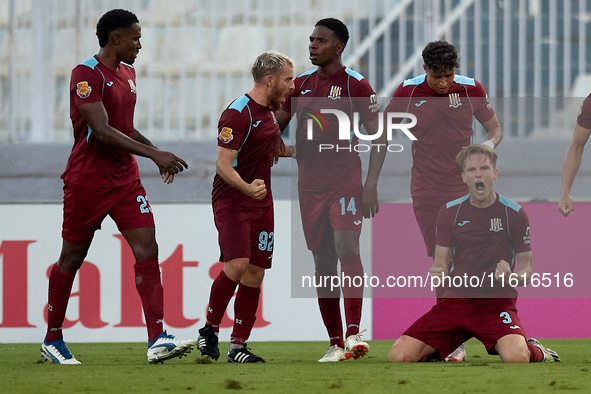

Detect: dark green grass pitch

[1,339,589,393]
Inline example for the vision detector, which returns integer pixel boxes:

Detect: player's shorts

[62,180,155,244]
[299,184,363,251]
[403,297,527,360]
[412,195,460,256]
[214,205,274,269]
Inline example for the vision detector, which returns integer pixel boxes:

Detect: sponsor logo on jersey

[218,127,234,144]
[490,218,503,232]
[354,220,362,226]
[301,89,312,95]
[457,220,470,227]
[253,120,262,127]
[448,92,462,108]
[127,79,136,93]
[328,85,342,100]
[106,81,113,87]
[485,93,492,110]
[509,325,521,330]
[76,81,92,99]
[415,100,427,107]
[523,226,531,245]
[369,94,379,113]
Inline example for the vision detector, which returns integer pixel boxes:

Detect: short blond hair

[456,144,498,170]
[251,51,293,82]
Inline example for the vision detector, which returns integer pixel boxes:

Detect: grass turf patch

[1,339,590,393]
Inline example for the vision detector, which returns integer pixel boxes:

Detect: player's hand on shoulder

[361,184,379,218]
[274,137,293,162]
[558,194,574,217]
[248,179,267,201]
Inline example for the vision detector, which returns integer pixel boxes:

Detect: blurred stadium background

[1,0,591,202]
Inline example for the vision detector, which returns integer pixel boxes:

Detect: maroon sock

[45,263,76,342]
[340,255,363,338]
[134,258,163,343]
[527,341,545,362]
[207,270,239,328]
[316,270,344,348]
[230,283,260,344]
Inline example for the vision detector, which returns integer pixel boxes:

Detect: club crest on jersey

[76,81,92,99]
[328,85,342,100]
[490,218,504,232]
[449,92,462,108]
[128,79,136,93]
[218,127,234,144]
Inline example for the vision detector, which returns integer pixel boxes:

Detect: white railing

[0,0,589,143]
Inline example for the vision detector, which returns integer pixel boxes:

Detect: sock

[316,270,344,348]
[45,263,76,342]
[134,258,164,343]
[229,342,245,351]
[527,341,545,362]
[340,255,363,338]
[230,283,260,343]
[207,270,239,327]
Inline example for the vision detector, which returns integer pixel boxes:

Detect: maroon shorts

[214,205,274,269]
[62,180,155,244]
[299,185,363,251]
[403,298,527,360]
[412,195,459,256]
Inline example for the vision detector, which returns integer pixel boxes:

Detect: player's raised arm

[559,124,591,216]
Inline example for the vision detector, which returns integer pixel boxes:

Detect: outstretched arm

[559,124,591,216]
[77,101,187,183]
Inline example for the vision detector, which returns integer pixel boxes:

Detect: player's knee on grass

[389,335,429,363]
[495,335,530,363]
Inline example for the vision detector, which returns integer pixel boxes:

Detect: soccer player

[388,145,560,364]
[558,94,591,216]
[276,18,387,362]
[196,51,294,363]
[41,9,193,365]
[384,40,503,361]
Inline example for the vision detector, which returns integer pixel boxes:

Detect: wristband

[481,140,495,149]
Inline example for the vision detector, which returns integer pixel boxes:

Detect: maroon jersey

[385,74,494,199]
[576,93,591,129]
[62,56,140,187]
[436,193,531,298]
[212,94,278,210]
[282,67,379,192]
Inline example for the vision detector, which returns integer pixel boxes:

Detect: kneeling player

[389,145,560,363]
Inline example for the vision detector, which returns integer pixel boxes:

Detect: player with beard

[42,9,192,365]
[388,145,560,364]
[197,51,294,363]
[276,18,387,362]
